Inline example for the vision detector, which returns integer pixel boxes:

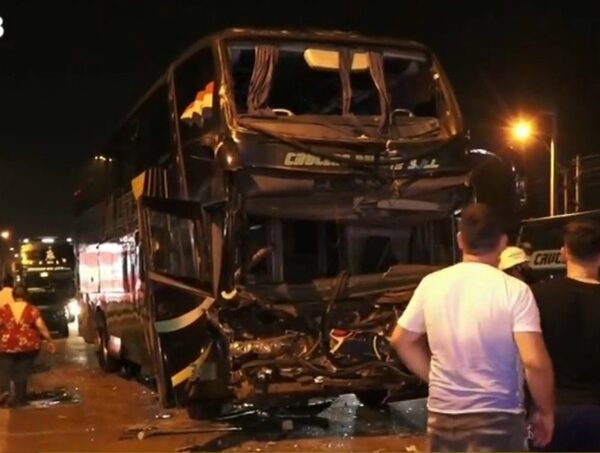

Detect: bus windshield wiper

[237,120,377,173]
[238,119,451,171]
[239,113,373,141]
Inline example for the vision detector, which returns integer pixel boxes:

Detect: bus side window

[136,84,173,172]
[147,212,210,288]
[122,249,130,293]
[103,121,137,192]
[174,47,216,152]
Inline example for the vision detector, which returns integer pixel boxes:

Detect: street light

[511,119,534,142]
[509,112,557,216]
[94,155,113,163]
[0,230,10,240]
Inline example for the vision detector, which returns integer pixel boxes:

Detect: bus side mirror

[468,148,527,214]
[215,137,241,170]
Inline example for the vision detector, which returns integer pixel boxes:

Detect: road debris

[175,445,199,453]
[121,423,241,440]
[281,419,294,431]
[27,388,81,409]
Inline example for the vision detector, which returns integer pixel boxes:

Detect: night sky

[1,1,600,236]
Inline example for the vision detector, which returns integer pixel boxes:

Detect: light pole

[509,111,557,216]
[0,230,11,279]
[547,111,557,216]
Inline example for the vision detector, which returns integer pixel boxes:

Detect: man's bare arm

[514,332,554,414]
[35,316,53,342]
[35,316,56,353]
[514,331,555,446]
[391,325,430,382]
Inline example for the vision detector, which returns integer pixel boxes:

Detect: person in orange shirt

[0,275,14,306]
[0,285,55,407]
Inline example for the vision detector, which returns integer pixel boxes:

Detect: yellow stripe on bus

[131,172,146,200]
[154,297,214,333]
[171,365,193,387]
[170,343,213,387]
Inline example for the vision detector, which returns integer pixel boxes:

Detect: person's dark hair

[12,285,28,301]
[459,203,505,254]
[1,274,14,288]
[564,220,600,262]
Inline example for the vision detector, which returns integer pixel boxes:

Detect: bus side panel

[77,243,100,343]
[98,239,153,369]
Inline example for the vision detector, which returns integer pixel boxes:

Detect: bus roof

[520,209,600,226]
[102,28,431,151]
[180,27,429,59]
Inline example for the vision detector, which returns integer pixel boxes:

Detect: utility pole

[562,169,569,214]
[509,110,557,215]
[574,155,581,212]
[549,112,557,216]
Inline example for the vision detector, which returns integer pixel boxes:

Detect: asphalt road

[0,325,428,452]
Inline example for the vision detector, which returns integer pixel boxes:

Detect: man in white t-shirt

[391,203,555,452]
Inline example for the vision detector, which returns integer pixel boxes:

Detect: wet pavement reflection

[174,396,427,452]
[1,324,428,452]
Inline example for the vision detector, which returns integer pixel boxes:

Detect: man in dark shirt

[532,220,600,451]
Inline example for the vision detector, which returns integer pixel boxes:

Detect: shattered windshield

[242,217,455,284]
[227,40,448,138]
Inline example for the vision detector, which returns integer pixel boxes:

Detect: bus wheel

[186,399,226,420]
[94,315,120,373]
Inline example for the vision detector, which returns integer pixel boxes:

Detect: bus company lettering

[283,152,439,171]
[531,249,564,269]
[284,152,341,167]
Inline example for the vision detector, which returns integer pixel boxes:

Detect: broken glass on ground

[174,402,333,451]
[26,388,81,409]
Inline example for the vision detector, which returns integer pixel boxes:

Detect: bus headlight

[67,299,81,317]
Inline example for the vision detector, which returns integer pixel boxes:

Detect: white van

[517,210,600,281]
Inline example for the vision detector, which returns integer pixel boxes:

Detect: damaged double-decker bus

[74,29,523,417]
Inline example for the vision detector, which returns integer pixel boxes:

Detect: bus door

[133,171,219,406]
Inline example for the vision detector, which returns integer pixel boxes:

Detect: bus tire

[95,314,121,373]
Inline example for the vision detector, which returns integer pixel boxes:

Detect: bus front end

[178,31,470,415]
[133,30,522,417]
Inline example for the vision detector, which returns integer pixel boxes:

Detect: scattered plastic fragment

[27,388,81,409]
[122,424,241,441]
[281,419,294,431]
